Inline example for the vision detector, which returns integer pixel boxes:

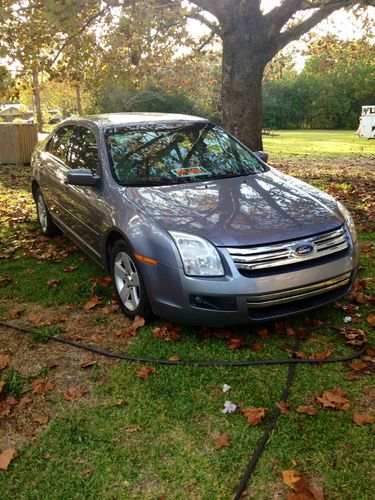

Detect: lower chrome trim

[247,272,351,308]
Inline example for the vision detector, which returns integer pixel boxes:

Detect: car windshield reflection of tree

[106,124,265,186]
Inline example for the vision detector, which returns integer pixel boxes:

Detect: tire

[35,188,61,236]
[110,240,152,320]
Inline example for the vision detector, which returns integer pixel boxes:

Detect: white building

[357,105,375,139]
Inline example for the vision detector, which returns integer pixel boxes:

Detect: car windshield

[105,123,268,186]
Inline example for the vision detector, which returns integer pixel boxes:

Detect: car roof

[71,112,209,128]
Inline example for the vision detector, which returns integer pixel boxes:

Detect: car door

[61,125,105,261]
[40,125,75,223]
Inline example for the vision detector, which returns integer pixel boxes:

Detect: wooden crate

[0,123,38,164]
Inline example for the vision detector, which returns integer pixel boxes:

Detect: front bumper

[139,242,358,327]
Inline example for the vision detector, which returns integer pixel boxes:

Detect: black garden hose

[0,320,369,498]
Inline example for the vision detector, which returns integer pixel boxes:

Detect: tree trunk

[76,85,82,115]
[221,30,268,151]
[32,68,43,132]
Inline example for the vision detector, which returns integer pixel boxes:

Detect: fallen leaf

[216,432,231,449]
[0,381,5,395]
[0,448,17,470]
[228,336,246,350]
[352,412,374,425]
[124,426,140,433]
[242,406,268,425]
[277,401,290,415]
[252,343,264,352]
[32,413,49,425]
[347,361,367,371]
[64,387,82,401]
[31,379,55,394]
[282,470,305,490]
[296,406,317,416]
[89,335,102,343]
[63,265,77,273]
[168,355,181,362]
[47,279,61,287]
[83,295,102,310]
[0,354,10,370]
[152,323,181,342]
[100,304,119,314]
[18,395,33,407]
[80,360,98,368]
[257,327,269,340]
[137,365,155,380]
[366,314,375,327]
[316,387,350,410]
[344,374,361,381]
[11,308,23,319]
[127,315,145,336]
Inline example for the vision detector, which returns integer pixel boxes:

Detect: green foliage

[262,36,375,130]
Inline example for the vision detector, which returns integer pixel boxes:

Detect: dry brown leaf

[63,265,77,273]
[100,304,119,315]
[216,432,231,449]
[277,401,290,415]
[47,279,61,287]
[80,360,98,369]
[0,354,10,370]
[366,314,375,327]
[32,413,49,425]
[83,295,102,310]
[257,327,269,340]
[316,387,350,410]
[31,379,55,394]
[0,448,17,471]
[137,365,155,380]
[296,406,317,416]
[168,355,181,362]
[348,361,367,371]
[241,406,268,425]
[124,426,140,433]
[11,308,23,319]
[252,343,264,352]
[282,470,304,490]
[228,336,246,350]
[18,394,33,407]
[127,315,145,336]
[64,387,82,401]
[152,323,181,342]
[352,412,374,425]
[0,396,18,416]
[0,381,5,395]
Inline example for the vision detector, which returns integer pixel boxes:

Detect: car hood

[125,169,344,246]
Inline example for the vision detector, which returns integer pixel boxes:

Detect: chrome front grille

[247,272,351,308]
[226,226,348,271]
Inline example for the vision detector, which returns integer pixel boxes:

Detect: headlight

[169,231,224,276]
[337,201,357,242]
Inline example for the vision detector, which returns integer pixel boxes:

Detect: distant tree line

[262,36,375,130]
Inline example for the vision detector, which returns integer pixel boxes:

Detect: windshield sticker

[172,167,210,178]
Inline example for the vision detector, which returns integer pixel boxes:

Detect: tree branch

[188,0,226,22]
[187,11,222,36]
[274,0,353,50]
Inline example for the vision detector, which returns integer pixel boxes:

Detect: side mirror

[67,169,100,187]
[255,151,269,164]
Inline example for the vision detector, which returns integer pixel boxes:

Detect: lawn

[263,129,375,159]
[0,131,374,499]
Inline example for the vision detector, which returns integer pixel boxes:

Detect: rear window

[105,123,267,186]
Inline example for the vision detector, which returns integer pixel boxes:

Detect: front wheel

[110,240,152,320]
[35,189,61,236]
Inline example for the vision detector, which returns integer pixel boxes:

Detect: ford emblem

[294,243,316,256]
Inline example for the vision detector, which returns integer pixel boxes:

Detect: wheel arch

[104,229,132,271]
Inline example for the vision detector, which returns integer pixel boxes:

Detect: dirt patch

[0,300,136,451]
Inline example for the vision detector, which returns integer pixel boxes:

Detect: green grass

[263,129,375,159]
[0,149,374,499]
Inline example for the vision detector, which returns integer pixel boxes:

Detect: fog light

[194,296,204,304]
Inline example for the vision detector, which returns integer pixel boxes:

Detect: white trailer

[357,105,375,139]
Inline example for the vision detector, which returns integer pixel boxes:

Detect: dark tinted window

[47,126,74,162]
[69,127,100,174]
[105,123,267,186]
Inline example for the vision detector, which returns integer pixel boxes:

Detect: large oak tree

[183,0,374,149]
